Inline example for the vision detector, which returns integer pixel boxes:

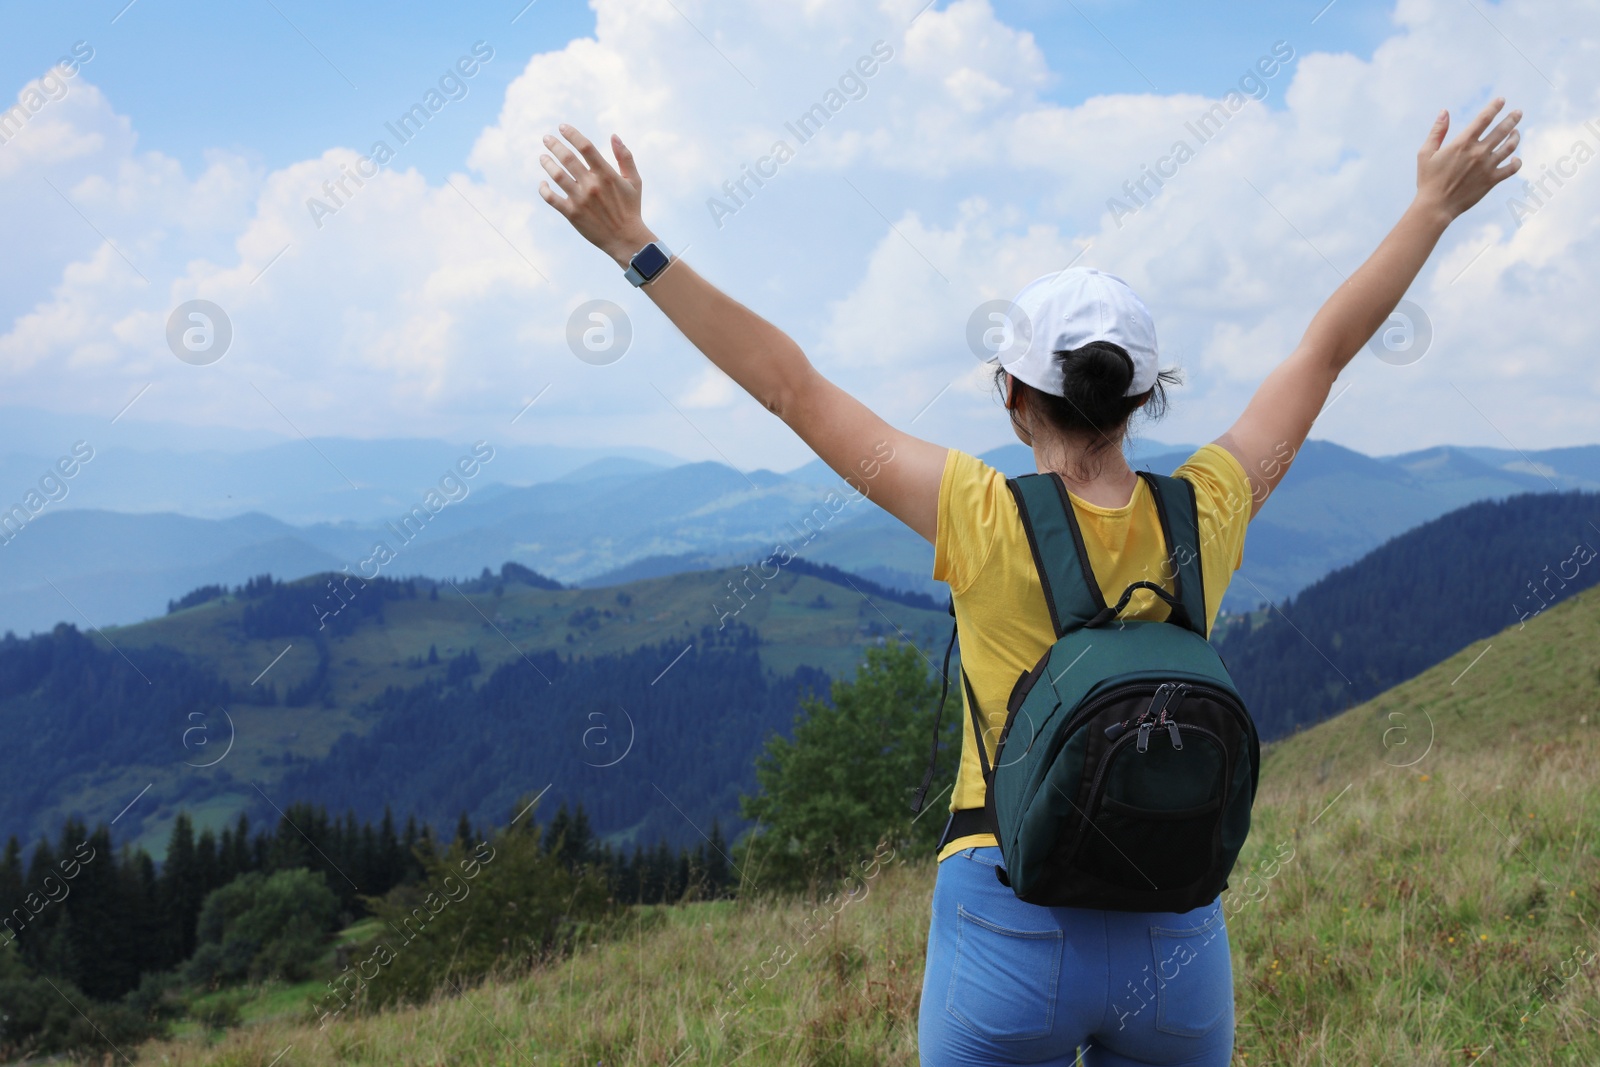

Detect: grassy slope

[131,588,1600,1062]
[41,568,948,858]
[128,585,1600,1065]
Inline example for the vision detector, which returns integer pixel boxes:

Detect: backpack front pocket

[1077,795,1222,890]
[1073,726,1226,891]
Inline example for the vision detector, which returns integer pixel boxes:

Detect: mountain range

[4,476,1597,858]
[2,403,1595,638]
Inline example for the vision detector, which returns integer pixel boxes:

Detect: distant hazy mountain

[1,405,1594,638]
[0,440,685,525]
[766,437,1596,620]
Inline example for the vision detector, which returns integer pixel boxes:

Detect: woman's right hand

[1415,96,1522,221]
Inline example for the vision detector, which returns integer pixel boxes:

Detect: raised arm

[536,125,947,543]
[1214,97,1523,519]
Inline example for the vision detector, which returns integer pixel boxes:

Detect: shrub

[0,944,163,1060]
[739,639,959,892]
[329,817,613,1014]
[188,868,340,985]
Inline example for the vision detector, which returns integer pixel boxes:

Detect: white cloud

[0,0,1594,470]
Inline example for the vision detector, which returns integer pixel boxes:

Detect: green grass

[123,583,1600,1064]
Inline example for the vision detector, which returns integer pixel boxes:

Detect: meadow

[121,585,1600,1065]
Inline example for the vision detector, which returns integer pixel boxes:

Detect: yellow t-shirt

[931,442,1254,862]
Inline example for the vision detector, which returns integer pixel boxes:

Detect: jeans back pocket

[946,903,1063,1042]
[1149,905,1232,1038]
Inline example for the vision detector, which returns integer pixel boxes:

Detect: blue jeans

[919,847,1234,1066]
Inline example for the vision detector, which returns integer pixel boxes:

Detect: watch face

[632,242,670,278]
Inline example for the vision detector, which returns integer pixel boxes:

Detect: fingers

[1459,96,1506,144]
[540,151,579,195]
[1420,109,1449,154]
[537,180,572,216]
[560,123,619,179]
[1490,126,1521,165]
[1482,107,1522,151]
[612,134,641,184]
[540,134,583,190]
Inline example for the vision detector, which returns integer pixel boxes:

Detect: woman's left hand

[537,124,655,268]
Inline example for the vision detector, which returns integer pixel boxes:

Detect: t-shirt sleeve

[1172,442,1253,574]
[933,448,1008,596]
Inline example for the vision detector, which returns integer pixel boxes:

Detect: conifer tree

[160,814,203,961]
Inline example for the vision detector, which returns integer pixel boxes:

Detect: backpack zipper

[1009,679,1251,801]
[1104,683,1166,743]
[1155,689,1185,751]
[1105,682,1188,743]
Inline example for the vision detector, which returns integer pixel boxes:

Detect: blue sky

[0,0,1589,472]
[2,1,1393,183]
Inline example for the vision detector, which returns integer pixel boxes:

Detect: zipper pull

[1143,683,1171,722]
[1136,722,1152,753]
[1166,721,1182,750]
[1109,684,1167,741]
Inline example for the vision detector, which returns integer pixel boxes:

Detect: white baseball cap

[997,267,1160,398]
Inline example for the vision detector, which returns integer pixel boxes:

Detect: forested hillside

[0,560,949,854]
[0,625,236,845]
[1216,488,1599,737]
[274,622,830,849]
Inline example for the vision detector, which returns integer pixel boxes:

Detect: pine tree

[568,804,593,868]
[653,841,677,904]
[378,805,403,891]
[217,826,236,886]
[0,836,23,929]
[415,821,436,873]
[126,847,165,974]
[227,812,252,879]
[546,804,571,863]
[357,820,378,890]
[160,814,203,961]
[626,843,645,904]
[639,842,663,904]
[675,852,692,905]
[196,827,220,895]
[400,813,422,883]
[63,827,132,999]
[704,818,730,899]
[18,833,61,976]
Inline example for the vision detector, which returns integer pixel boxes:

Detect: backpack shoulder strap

[1141,470,1207,638]
[1006,473,1107,637]
[1006,469,1207,638]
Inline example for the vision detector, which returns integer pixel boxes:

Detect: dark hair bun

[1053,341,1136,428]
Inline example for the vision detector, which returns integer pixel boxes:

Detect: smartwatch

[624,240,673,286]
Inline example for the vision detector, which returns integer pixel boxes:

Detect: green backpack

[910,469,1260,913]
